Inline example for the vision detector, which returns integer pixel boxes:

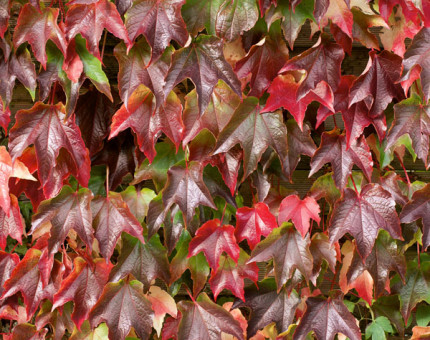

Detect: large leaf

[181,0,223,36]
[89,280,154,340]
[329,183,402,260]
[8,102,91,198]
[124,0,188,62]
[164,34,242,114]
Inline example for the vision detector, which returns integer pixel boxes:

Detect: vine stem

[350,174,359,194]
[395,152,411,189]
[106,166,109,195]
[220,201,227,225]
[332,115,338,129]
[50,82,57,105]
[100,30,108,61]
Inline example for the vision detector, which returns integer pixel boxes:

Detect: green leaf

[365,316,394,339]
[416,304,430,327]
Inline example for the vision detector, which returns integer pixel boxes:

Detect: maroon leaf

[293,295,361,340]
[309,130,373,190]
[8,102,91,198]
[30,186,94,255]
[349,50,405,118]
[329,183,402,260]
[13,4,67,68]
[0,194,24,250]
[188,219,240,271]
[91,191,145,260]
[124,0,188,62]
[65,0,131,59]
[89,279,154,340]
[310,233,338,280]
[162,161,216,225]
[248,223,313,290]
[35,301,74,340]
[235,202,277,249]
[52,258,111,329]
[164,35,242,114]
[0,251,19,298]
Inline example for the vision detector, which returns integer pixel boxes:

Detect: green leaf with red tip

[89,279,154,340]
[121,186,156,224]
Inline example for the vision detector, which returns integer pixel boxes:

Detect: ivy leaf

[293,295,361,340]
[124,0,188,62]
[121,186,156,224]
[280,33,344,101]
[89,280,154,340]
[52,258,111,330]
[91,191,145,261]
[400,183,430,250]
[215,0,259,42]
[115,40,172,109]
[188,218,239,271]
[309,130,373,190]
[177,292,244,340]
[248,223,313,290]
[329,184,402,260]
[35,301,74,340]
[147,286,178,337]
[13,4,67,68]
[209,250,258,301]
[278,195,320,238]
[8,102,91,198]
[320,0,352,37]
[109,233,170,290]
[0,251,19,298]
[109,85,184,162]
[30,186,94,255]
[386,95,430,167]
[365,316,394,339]
[213,97,288,179]
[69,321,108,340]
[65,0,131,59]
[8,323,48,340]
[162,161,216,225]
[232,279,300,337]
[310,233,338,280]
[181,0,223,36]
[0,0,9,38]
[164,34,242,114]
[349,50,405,118]
[351,7,388,50]
[234,24,289,98]
[235,202,277,250]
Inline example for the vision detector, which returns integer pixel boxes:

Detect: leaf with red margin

[35,301,74,340]
[8,102,91,198]
[346,231,406,303]
[0,251,19,298]
[7,323,48,340]
[164,34,242,115]
[115,40,172,109]
[109,233,170,290]
[400,183,430,250]
[182,80,241,146]
[309,130,373,190]
[52,258,111,330]
[385,94,430,167]
[215,0,259,42]
[209,250,258,301]
[209,147,242,196]
[351,7,388,50]
[330,22,352,54]
[13,4,67,68]
[89,279,154,340]
[259,0,277,16]
[65,0,131,60]
[293,294,361,340]
[30,186,94,255]
[91,191,145,260]
[147,286,177,337]
[177,292,244,340]
[235,202,277,249]
[329,183,402,260]
[262,73,334,130]
[319,0,352,37]
[234,24,288,98]
[0,99,10,132]
[109,85,184,163]
[0,0,9,38]
[0,194,24,249]
[125,0,188,63]
[232,278,300,337]
[310,233,338,280]
[279,33,344,101]
[188,218,239,271]
[162,161,216,225]
[213,97,288,179]
[349,50,405,118]
[278,194,320,238]
[378,0,421,24]
[248,223,313,291]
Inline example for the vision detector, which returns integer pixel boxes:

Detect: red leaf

[65,0,131,59]
[309,130,373,190]
[0,251,19,298]
[0,194,24,249]
[91,191,145,260]
[52,257,111,329]
[89,280,154,340]
[8,102,91,198]
[188,219,240,271]
[329,183,402,260]
[320,0,353,37]
[13,4,67,68]
[124,0,188,62]
[278,194,320,237]
[235,202,277,249]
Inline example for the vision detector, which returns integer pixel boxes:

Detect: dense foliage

[1,0,430,338]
